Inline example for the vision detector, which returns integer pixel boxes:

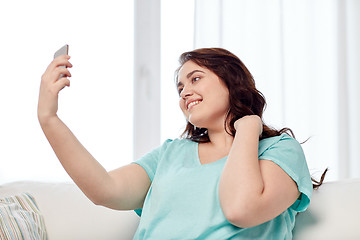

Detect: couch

[0,179,359,240]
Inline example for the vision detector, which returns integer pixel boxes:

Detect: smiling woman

[0,0,134,183]
[131,48,315,239]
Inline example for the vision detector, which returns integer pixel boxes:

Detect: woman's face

[177,60,230,130]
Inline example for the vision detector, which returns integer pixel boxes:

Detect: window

[0,0,134,183]
[161,0,195,142]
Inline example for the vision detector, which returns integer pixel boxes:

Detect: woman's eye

[192,77,200,82]
[178,88,183,95]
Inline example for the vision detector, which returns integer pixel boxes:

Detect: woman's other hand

[38,55,72,124]
[233,115,263,136]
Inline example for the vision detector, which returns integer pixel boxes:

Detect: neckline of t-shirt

[193,141,228,167]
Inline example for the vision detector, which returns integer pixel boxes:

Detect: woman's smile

[187,99,202,111]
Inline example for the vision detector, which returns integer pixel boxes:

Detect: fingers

[38,55,74,121]
[54,77,71,92]
[41,55,73,97]
[234,115,263,136]
[45,55,72,73]
[53,67,72,81]
[43,55,72,81]
[53,54,73,68]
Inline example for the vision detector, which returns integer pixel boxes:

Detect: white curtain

[194,0,360,181]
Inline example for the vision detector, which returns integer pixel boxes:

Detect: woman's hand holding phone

[38,46,72,124]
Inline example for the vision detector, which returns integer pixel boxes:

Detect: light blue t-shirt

[133,134,312,239]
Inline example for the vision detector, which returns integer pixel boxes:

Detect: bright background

[0,0,134,183]
[1,0,359,184]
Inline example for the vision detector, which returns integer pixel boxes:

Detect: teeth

[188,100,200,109]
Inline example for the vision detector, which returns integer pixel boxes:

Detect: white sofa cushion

[1,179,360,239]
[293,178,360,240]
[0,181,139,240]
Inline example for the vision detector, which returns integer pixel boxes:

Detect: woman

[38,48,321,239]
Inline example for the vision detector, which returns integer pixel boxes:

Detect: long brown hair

[176,48,326,189]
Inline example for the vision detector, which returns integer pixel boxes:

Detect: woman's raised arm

[38,55,150,210]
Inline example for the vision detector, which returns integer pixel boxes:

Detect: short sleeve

[133,139,173,182]
[258,134,313,212]
[133,139,173,216]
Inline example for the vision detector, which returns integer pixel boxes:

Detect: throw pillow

[0,192,48,240]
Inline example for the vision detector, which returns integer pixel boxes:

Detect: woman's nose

[180,85,193,99]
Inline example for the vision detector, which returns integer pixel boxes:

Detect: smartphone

[54,44,69,79]
[54,44,69,59]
